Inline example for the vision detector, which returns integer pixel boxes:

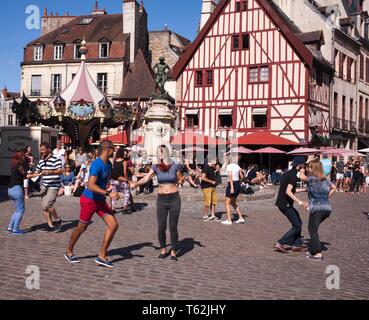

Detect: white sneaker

[221,220,232,225]
[203,215,209,221]
[235,218,245,224]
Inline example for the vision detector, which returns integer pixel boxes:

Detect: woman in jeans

[300,160,336,261]
[7,150,39,235]
[131,145,183,261]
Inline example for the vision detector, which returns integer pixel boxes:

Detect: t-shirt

[83,158,112,201]
[247,168,257,181]
[336,161,345,174]
[306,176,332,214]
[201,164,216,189]
[61,172,75,186]
[36,155,62,189]
[226,163,242,181]
[152,163,180,184]
[75,153,87,167]
[9,162,27,188]
[112,160,124,180]
[275,168,298,209]
[321,159,332,176]
[53,148,66,165]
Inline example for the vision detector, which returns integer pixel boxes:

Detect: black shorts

[226,181,241,198]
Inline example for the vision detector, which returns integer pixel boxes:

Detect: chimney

[200,0,217,30]
[123,0,140,63]
[92,0,107,15]
[43,8,47,17]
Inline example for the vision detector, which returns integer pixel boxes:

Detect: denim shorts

[226,181,241,198]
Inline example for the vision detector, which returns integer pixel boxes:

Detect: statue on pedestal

[153,57,171,95]
[140,58,178,161]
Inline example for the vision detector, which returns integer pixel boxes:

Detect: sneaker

[53,219,62,233]
[291,246,308,252]
[64,253,81,264]
[203,215,210,221]
[41,225,55,232]
[221,220,232,225]
[6,228,13,234]
[207,216,221,222]
[274,242,289,254]
[12,229,24,235]
[306,254,323,261]
[235,218,245,224]
[95,257,115,269]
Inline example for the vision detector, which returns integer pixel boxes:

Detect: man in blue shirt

[65,140,120,268]
[320,154,332,179]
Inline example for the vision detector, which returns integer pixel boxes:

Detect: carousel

[12,39,142,147]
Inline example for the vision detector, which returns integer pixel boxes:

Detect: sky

[0,0,202,92]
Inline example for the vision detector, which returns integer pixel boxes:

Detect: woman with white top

[221,154,245,225]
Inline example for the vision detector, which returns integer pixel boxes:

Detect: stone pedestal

[142,97,176,162]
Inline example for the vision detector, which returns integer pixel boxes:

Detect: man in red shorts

[64,140,120,268]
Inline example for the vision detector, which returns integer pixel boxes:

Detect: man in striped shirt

[35,142,63,232]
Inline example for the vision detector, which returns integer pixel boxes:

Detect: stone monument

[141,57,178,161]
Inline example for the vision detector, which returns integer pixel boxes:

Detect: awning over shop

[230,131,300,146]
[218,109,232,115]
[252,108,268,115]
[185,109,199,115]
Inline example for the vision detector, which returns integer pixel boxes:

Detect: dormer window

[99,42,110,59]
[74,41,82,59]
[78,18,94,25]
[54,44,63,60]
[33,45,43,61]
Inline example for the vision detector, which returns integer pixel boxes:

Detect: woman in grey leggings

[131,145,184,261]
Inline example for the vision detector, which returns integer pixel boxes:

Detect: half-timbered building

[173,0,334,146]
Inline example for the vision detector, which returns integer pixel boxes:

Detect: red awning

[252,147,286,154]
[230,132,299,146]
[171,131,227,146]
[101,132,129,145]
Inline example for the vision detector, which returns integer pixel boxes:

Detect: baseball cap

[81,164,87,169]
[305,155,315,164]
[291,157,305,167]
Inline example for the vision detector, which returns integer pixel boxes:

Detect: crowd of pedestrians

[4,139,367,267]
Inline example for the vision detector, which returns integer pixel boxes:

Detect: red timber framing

[173,0,332,145]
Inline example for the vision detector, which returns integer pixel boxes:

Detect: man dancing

[274,157,308,253]
[64,140,120,268]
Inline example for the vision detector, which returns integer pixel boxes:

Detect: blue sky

[0,0,202,92]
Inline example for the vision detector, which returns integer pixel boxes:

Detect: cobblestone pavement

[0,186,369,300]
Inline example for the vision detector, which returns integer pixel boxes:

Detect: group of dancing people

[6,139,344,267]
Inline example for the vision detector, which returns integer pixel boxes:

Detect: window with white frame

[31,75,42,96]
[99,42,110,58]
[51,74,62,95]
[34,46,43,61]
[249,67,259,83]
[97,73,108,93]
[74,43,82,59]
[54,45,63,60]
